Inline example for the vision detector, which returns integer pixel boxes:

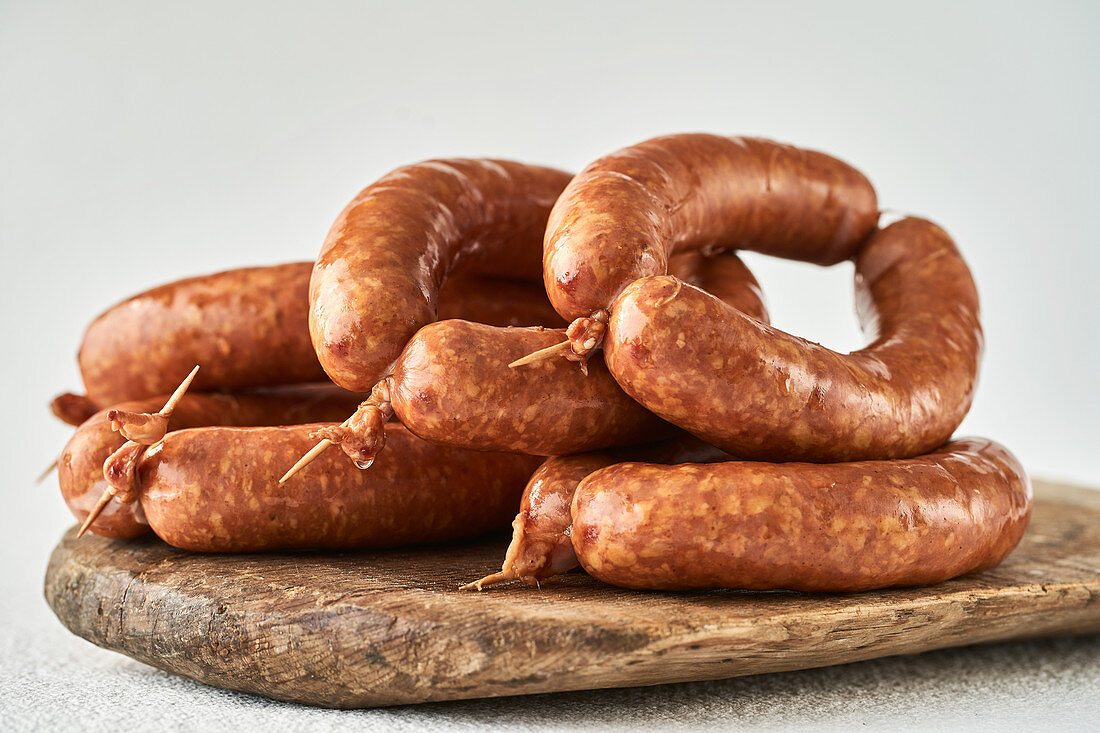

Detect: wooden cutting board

[44,479,1100,709]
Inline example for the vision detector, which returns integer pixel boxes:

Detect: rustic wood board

[44,479,1100,709]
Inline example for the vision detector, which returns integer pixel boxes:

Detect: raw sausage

[77,263,324,405]
[605,217,980,461]
[119,424,541,552]
[438,274,564,329]
[571,438,1031,592]
[315,251,769,465]
[50,392,100,427]
[66,261,562,413]
[60,385,362,538]
[310,159,573,392]
[541,133,877,363]
[465,437,728,589]
[385,322,675,455]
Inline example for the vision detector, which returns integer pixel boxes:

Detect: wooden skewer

[279,437,335,484]
[76,367,199,538]
[36,458,59,484]
[507,340,571,369]
[279,409,361,484]
[459,570,515,592]
[76,488,116,538]
[109,365,200,441]
[161,365,200,417]
[280,387,399,484]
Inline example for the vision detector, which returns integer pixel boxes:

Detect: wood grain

[44,479,1100,709]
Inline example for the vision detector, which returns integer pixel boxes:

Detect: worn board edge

[44,479,1100,709]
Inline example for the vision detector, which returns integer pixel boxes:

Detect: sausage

[50,392,100,427]
[571,438,1031,592]
[464,436,729,589]
[310,159,574,393]
[60,385,363,538]
[317,251,770,465]
[540,133,877,362]
[389,322,675,454]
[605,217,981,461]
[76,263,323,406]
[66,261,563,413]
[123,424,541,552]
[438,274,565,329]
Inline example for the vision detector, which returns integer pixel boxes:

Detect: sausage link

[59,385,363,538]
[392,323,673,455]
[605,217,980,461]
[541,133,875,360]
[311,159,573,392]
[78,263,323,405]
[571,438,1031,592]
[50,392,100,427]
[466,436,729,589]
[665,249,770,324]
[137,424,541,552]
[327,251,770,463]
[438,274,565,329]
[68,261,562,412]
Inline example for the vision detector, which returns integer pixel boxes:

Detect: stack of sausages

[53,133,1032,593]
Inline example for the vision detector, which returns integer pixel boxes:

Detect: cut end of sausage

[107,409,170,445]
[310,396,394,469]
[102,441,148,504]
[50,392,99,427]
[562,310,610,374]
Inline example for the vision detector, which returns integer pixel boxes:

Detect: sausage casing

[139,424,540,552]
[78,263,324,405]
[392,322,674,455]
[311,160,573,391]
[605,217,981,461]
[472,436,730,588]
[439,275,564,329]
[544,134,877,322]
[71,261,562,410]
[571,438,1031,592]
[59,386,363,538]
[384,251,770,457]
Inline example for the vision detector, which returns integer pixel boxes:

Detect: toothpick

[108,365,200,443]
[36,458,59,484]
[161,365,200,417]
[278,437,334,484]
[76,488,116,538]
[459,570,515,592]
[508,340,571,369]
[77,366,199,537]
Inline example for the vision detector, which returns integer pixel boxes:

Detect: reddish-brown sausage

[310,160,573,392]
[319,251,770,465]
[541,134,877,362]
[572,438,1031,592]
[129,424,541,552]
[438,274,564,329]
[66,261,563,415]
[389,322,674,454]
[77,263,324,406]
[50,392,100,427]
[60,385,363,538]
[465,437,729,590]
[605,217,981,461]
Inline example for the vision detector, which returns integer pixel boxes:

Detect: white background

[1,1,1097,730]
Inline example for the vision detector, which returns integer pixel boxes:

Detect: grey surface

[2,1,1098,729]
[4,592,1099,732]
